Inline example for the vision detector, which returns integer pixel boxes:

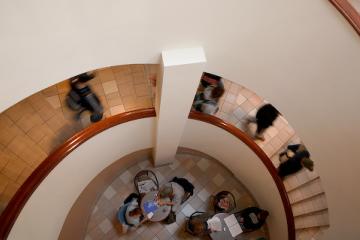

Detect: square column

[153,47,206,166]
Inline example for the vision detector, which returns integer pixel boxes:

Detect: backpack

[171,177,194,196]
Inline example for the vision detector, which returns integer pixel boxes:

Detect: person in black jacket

[277,144,314,179]
[246,104,280,141]
[235,207,269,232]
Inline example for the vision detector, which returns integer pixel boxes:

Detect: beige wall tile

[118,83,136,97]
[46,112,67,132]
[135,84,150,97]
[28,93,48,111]
[57,81,71,94]
[0,114,13,129]
[17,113,44,133]
[45,95,61,109]
[115,73,133,85]
[16,167,33,185]
[122,96,136,110]
[37,104,57,121]
[91,83,105,97]
[98,68,116,83]
[28,123,55,143]
[2,157,27,181]
[0,182,20,205]
[5,101,35,122]
[130,64,145,73]
[105,92,122,107]
[111,65,131,75]
[0,173,10,194]
[102,81,118,95]
[109,105,125,116]
[133,72,146,85]
[38,135,60,155]
[41,85,58,97]
[136,96,153,108]
[0,124,24,147]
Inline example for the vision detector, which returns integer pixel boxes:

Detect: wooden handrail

[189,111,296,240]
[329,0,360,36]
[0,108,156,240]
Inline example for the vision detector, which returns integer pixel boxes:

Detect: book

[224,214,243,237]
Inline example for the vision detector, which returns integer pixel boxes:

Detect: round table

[209,213,236,240]
[140,191,171,222]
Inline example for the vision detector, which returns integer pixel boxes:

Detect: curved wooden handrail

[189,111,295,240]
[329,0,360,35]
[0,108,156,240]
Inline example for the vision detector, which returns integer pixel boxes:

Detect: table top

[209,213,237,240]
[140,191,171,222]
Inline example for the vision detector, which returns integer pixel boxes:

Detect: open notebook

[224,214,243,237]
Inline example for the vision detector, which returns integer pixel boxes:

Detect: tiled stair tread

[292,194,328,217]
[293,207,328,218]
[295,211,329,229]
[289,190,325,205]
[296,226,328,240]
[287,176,322,196]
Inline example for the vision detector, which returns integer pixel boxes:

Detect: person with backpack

[157,177,195,224]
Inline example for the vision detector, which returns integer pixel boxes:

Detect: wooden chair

[134,170,159,194]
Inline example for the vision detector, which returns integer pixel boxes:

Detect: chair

[185,211,213,237]
[117,203,130,225]
[134,170,159,194]
[213,190,236,213]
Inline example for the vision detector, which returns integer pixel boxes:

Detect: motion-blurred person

[278,144,314,179]
[235,207,269,232]
[246,104,280,141]
[193,72,225,115]
[66,71,103,122]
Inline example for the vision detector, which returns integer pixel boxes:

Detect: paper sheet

[224,214,243,237]
[207,217,222,232]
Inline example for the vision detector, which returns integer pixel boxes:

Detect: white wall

[181,120,288,240]
[8,118,155,240]
[1,0,360,238]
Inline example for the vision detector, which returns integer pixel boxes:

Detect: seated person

[193,72,225,115]
[188,217,212,237]
[278,144,314,179]
[125,197,148,228]
[235,207,269,232]
[214,192,232,212]
[157,177,194,213]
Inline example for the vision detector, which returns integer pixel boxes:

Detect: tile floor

[85,153,269,240]
[0,64,158,211]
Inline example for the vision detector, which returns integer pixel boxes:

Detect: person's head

[77,72,95,83]
[302,157,314,171]
[201,72,221,87]
[258,210,269,221]
[159,183,174,199]
[189,218,207,235]
[211,86,225,99]
[128,207,142,217]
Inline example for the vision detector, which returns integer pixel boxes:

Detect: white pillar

[153,47,206,166]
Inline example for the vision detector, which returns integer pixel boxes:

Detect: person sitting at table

[234,207,269,232]
[214,192,231,212]
[158,177,194,213]
[125,197,148,228]
[188,217,212,237]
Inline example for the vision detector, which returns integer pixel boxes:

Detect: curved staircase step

[292,193,328,217]
[287,178,324,204]
[295,211,329,230]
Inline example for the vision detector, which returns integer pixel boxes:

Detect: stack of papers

[224,214,243,237]
[207,216,222,232]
